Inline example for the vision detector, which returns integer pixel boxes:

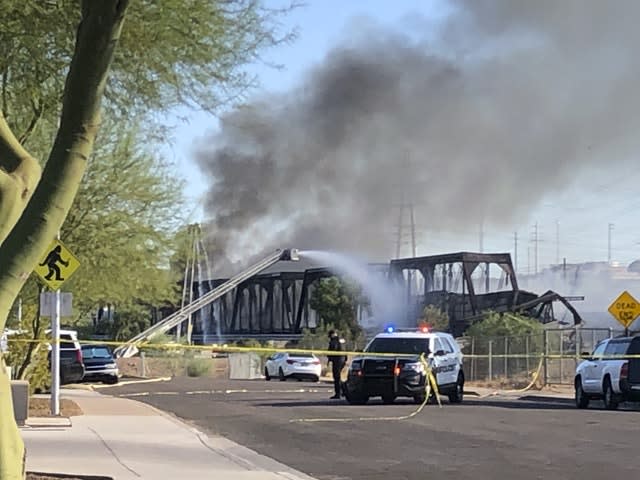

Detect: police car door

[432,337,456,386]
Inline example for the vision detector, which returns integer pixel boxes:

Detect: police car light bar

[382,327,431,333]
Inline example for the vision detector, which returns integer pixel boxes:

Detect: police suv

[343,327,464,405]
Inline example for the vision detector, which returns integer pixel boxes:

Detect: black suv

[81,345,119,384]
[47,330,85,384]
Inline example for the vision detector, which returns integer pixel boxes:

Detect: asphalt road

[107,378,640,480]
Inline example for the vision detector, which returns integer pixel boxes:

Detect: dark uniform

[328,331,347,399]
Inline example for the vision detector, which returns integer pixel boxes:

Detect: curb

[24,416,72,428]
[92,376,171,389]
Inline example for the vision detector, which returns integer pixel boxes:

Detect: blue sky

[161,0,640,272]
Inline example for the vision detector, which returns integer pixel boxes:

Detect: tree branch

[0,0,130,317]
[18,98,45,145]
[0,112,41,243]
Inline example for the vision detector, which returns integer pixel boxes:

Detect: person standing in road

[327,329,346,399]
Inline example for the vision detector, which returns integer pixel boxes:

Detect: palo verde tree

[0,1,294,477]
[309,276,365,339]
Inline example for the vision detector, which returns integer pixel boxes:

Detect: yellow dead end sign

[34,239,80,291]
[608,290,640,329]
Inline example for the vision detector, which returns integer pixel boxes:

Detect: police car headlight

[404,362,424,373]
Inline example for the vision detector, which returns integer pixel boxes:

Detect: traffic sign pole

[51,288,61,416]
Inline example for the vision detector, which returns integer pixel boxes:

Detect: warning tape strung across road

[4,336,546,424]
[7,337,640,360]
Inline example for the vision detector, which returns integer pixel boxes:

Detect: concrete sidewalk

[22,389,317,480]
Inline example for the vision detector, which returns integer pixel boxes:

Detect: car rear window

[366,338,430,355]
[59,334,77,349]
[604,340,631,356]
[288,353,314,358]
[82,347,112,359]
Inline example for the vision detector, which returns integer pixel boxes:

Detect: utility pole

[531,222,539,275]
[555,220,560,265]
[608,223,614,264]
[514,231,518,273]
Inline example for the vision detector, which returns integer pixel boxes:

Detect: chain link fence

[459,327,629,386]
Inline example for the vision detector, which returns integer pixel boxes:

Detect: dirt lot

[116,355,229,378]
[29,398,83,417]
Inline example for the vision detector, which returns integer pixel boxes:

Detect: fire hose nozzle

[280,249,300,261]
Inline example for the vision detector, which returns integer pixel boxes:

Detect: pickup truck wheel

[575,377,589,409]
[603,377,619,410]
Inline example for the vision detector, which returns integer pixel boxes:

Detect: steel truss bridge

[176,252,582,342]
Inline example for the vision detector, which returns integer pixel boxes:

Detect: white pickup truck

[574,336,640,410]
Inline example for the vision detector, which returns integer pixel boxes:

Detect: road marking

[93,377,172,389]
[116,388,333,398]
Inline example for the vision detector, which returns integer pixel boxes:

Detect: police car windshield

[365,338,430,355]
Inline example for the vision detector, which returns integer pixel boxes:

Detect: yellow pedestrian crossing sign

[34,239,80,291]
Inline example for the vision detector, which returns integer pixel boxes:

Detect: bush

[418,305,449,332]
[186,358,211,377]
[466,311,543,339]
[4,303,51,394]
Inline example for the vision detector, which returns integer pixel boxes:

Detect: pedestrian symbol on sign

[39,245,69,281]
[34,239,80,291]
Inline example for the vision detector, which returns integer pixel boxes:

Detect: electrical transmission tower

[177,223,212,344]
[394,192,417,259]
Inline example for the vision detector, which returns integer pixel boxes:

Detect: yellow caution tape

[289,353,441,424]
[7,337,640,360]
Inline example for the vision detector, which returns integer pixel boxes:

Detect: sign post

[34,239,80,416]
[607,290,640,336]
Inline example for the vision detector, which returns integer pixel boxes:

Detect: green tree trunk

[0,2,129,478]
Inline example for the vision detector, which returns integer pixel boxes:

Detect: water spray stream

[298,250,406,329]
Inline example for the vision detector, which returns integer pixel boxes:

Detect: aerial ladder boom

[114,248,299,358]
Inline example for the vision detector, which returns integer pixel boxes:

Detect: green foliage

[4,299,50,394]
[309,277,363,338]
[418,305,449,332]
[0,0,297,143]
[59,127,184,328]
[104,304,153,342]
[466,311,544,339]
[186,358,211,377]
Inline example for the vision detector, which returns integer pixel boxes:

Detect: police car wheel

[381,393,395,404]
[448,374,464,404]
[346,394,369,405]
